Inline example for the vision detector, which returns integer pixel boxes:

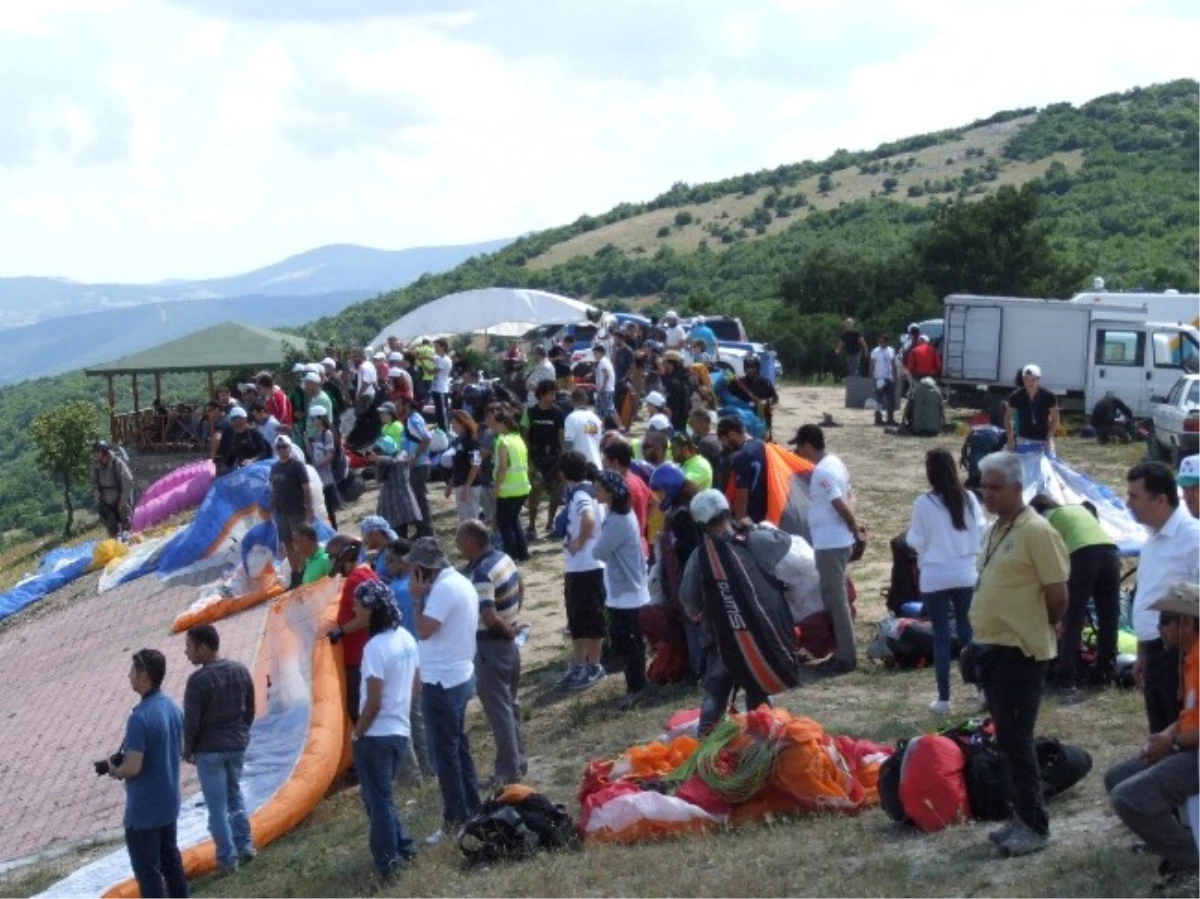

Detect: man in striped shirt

[456,519,526,786]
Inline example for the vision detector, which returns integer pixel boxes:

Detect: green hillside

[0,78,1195,542]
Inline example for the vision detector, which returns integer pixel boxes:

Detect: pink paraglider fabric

[133,461,215,532]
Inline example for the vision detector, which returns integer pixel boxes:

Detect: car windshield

[1188,380,1199,407]
[705,319,743,341]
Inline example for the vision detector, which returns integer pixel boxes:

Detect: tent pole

[106,375,116,442]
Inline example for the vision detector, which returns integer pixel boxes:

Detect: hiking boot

[987,819,1018,846]
[997,820,1048,858]
[929,698,952,717]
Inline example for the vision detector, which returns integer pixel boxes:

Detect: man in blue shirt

[108,648,188,898]
[718,416,769,523]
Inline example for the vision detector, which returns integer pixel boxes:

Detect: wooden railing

[110,410,208,454]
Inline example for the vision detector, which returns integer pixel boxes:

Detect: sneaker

[929,699,952,717]
[998,819,1048,858]
[424,828,446,847]
[238,848,257,865]
[558,665,583,688]
[987,819,1017,847]
[568,664,605,691]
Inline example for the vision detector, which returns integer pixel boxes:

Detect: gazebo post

[154,372,162,405]
[106,375,116,442]
[131,373,140,415]
[207,370,215,399]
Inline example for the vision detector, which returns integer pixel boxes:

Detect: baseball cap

[373,352,386,361]
[274,435,292,449]
[388,351,403,362]
[321,357,336,368]
[291,362,308,374]
[307,405,328,418]
[1022,364,1042,378]
[1178,454,1199,488]
[302,372,322,384]
[403,536,451,569]
[228,406,248,420]
[663,350,684,363]
[388,367,404,378]
[644,391,666,409]
[378,401,397,416]
[647,413,673,433]
[359,515,398,541]
[307,363,324,374]
[1149,582,1199,618]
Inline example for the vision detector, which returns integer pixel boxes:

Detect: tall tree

[29,402,100,537]
[914,184,1086,298]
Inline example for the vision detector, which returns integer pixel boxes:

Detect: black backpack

[878,741,910,825]
[696,531,800,697]
[458,790,579,866]
[960,426,1006,490]
[883,534,921,617]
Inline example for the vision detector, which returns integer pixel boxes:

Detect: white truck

[942,293,1199,420]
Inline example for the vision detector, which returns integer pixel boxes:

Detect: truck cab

[1087,320,1200,417]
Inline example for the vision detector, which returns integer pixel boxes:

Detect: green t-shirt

[1046,505,1114,554]
[381,420,405,448]
[681,454,713,491]
[301,547,332,584]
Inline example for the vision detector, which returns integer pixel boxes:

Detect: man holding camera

[105,649,189,898]
[183,625,257,875]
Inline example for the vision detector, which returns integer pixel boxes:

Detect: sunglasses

[1158,613,1182,627]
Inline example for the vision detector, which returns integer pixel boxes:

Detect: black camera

[93,751,125,777]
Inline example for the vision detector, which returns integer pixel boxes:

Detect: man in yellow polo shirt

[970,451,1069,859]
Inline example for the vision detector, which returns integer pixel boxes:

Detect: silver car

[1149,373,1199,466]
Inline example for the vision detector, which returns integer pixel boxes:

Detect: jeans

[422,677,481,828]
[596,390,616,420]
[977,644,1049,835]
[475,638,526,782]
[432,392,451,431]
[1105,753,1200,868]
[922,587,973,702]
[194,751,253,871]
[684,619,707,685]
[607,607,647,695]
[495,494,530,561]
[1142,638,1181,734]
[845,352,861,378]
[1057,544,1121,686]
[345,663,361,725]
[814,546,856,666]
[125,823,189,898]
[408,465,433,538]
[874,380,896,423]
[699,651,769,737]
[353,735,417,876]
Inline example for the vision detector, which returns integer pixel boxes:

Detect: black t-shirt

[730,439,769,523]
[452,434,482,487]
[552,358,573,380]
[1006,386,1058,440]
[613,345,635,381]
[732,376,778,404]
[524,404,565,463]
[223,428,271,469]
[1090,395,1133,428]
[270,458,310,518]
[841,330,863,356]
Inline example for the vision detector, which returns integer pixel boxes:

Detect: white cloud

[0,0,1195,282]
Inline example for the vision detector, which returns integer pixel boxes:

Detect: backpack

[910,381,944,437]
[552,483,596,540]
[696,531,800,697]
[459,787,578,866]
[878,740,910,825]
[882,534,921,617]
[1035,737,1093,799]
[960,426,1006,489]
[898,734,971,832]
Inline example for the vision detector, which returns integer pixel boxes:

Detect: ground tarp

[368,288,595,346]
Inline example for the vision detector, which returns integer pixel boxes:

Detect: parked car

[681,315,781,381]
[1149,373,1200,466]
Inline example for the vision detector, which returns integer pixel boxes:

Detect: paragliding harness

[696,530,800,697]
[458,786,579,866]
[552,483,596,541]
[882,533,921,617]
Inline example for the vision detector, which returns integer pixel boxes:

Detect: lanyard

[981,508,1026,574]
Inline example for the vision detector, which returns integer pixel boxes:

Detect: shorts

[529,456,563,504]
[276,514,306,544]
[564,569,607,640]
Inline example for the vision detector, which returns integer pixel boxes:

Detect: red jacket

[906,343,942,378]
[336,565,379,667]
[264,387,293,426]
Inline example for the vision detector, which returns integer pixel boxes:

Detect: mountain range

[0,239,512,383]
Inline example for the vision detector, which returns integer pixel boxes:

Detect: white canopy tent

[369,288,596,347]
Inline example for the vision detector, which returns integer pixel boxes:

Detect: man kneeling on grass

[1105,582,1199,897]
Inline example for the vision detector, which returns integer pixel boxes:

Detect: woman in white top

[906,447,984,716]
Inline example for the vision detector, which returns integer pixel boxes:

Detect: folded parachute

[132,460,215,533]
[0,539,126,622]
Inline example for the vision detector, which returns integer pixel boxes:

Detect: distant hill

[0,239,513,329]
[0,291,369,384]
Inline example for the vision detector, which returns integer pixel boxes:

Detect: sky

[1,0,1197,283]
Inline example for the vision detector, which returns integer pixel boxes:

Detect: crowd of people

[98,325,1199,896]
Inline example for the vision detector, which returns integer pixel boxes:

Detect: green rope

[670,717,778,804]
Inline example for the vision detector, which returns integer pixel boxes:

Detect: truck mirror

[1150,395,1166,404]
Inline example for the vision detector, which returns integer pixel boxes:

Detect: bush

[882,177,899,193]
[674,210,694,227]
[656,225,671,238]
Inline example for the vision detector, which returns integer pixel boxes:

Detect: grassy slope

[0,389,1160,899]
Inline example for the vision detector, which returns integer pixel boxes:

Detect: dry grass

[527,116,1083,273]
[0,385,1165,899]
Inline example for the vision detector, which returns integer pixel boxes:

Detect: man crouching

[1105,582,1198,897]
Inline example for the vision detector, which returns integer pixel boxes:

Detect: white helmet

[665,310,678,322]
[690,488,730,525]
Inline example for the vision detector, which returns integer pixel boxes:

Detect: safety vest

[495,433,531,498]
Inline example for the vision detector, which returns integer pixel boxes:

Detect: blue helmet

[648,462,687,511]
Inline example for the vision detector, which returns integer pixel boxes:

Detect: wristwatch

[1171,735,1184,753]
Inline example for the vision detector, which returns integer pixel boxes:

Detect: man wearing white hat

[1004,364,1059,454]
[1179,454,1199,518]
[662,311,687,353]
[217,406,272,475]
[350,347,378,416]
[1104,582,1198,895]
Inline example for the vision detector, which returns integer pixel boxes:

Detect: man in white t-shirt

[662,310,688,352]
[430,338,453,431]
[559,452,607,690]
[407,537,481,843]
[869,333,897,427]
[348,579,420,879]
[351,347,378,415]
[789,423,866,674]
[592,345,616,422]
[564,388,604,468]
[526,346,557,407]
